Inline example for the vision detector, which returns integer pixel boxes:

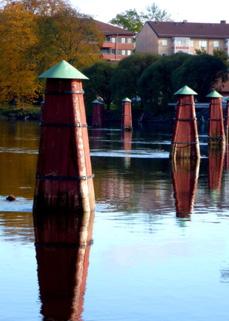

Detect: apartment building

[94,20,135,61]
[136,20,229,56]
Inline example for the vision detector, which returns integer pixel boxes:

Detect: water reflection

[0,121,38,198]
[172,158,200,218]
[208,147,225,192]
[93,157,173,212]
[122,130,132,169]
[1,121,229,321]
[225,144,229,170]
[34,206,94,321]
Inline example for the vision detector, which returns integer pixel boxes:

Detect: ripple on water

[0,196,33,212]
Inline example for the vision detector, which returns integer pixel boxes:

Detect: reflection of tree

[93,157,173,212]
[0,121,38,198]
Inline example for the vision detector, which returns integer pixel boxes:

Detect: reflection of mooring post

[172,158,200,218]
[207,90,226,148]
[91,99,104,128]
[34,60,95,212]
[34,208,94,321]
[122,97,133,131]
[122,130,132,169]
[171,86,200,160]
[225,97,229,142]
[225,144,229,170]
[208,147,225,191]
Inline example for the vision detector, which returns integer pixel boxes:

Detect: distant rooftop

[94,20,134,36]
[147,20,229,38]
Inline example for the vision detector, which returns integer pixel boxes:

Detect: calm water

[0,120,228,321]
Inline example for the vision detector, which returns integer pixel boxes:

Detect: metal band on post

[36,174,95,181]
[40,122,88,128]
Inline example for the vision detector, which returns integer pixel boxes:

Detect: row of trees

[0,0,103,104]
[83,51,228,115]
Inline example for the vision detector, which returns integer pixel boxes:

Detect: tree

[111,53,159,104]
[0,2,38,103]
[83,61,117,110]
[19,0,70,15]
[213,48,229,66]
[110,9,143,33]
[143,3,171,21]
[138,53,190,113]
[34,11,103,73]
[0,0,104,103]
[110,3,171,32]
[172,54,228,101]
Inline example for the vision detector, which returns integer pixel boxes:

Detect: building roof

[94,20,134,36]
[147,21,229,39]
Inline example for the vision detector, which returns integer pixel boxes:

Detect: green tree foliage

[110,2,171,32]
[111,53,159,104]
[83,61,117,110]
[110,9,143,33]
[213,48,229,66]
[138,53,190,112]
[172,54,228,101]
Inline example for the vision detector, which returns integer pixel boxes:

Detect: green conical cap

[174,85,197,96]
[122,97,131,102]
[39,60,88,80]
[206,90,222,98]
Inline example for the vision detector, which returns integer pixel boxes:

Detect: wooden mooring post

[122,97,133,131]
[171,86,200,160]
[33,60,95,213]
[91,99,104,128]
[207,90,226,148]
[225,97,229,142]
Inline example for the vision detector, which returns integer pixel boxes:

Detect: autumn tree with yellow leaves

[0,0,104,104]
[0,2,38,103]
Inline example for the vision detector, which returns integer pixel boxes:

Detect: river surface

[0,120,228,321]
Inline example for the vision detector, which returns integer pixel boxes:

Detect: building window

[121,37,125,43]
[213,40,219,48]
[111,37,116,43]
[199,40,207,48]
[127,38,132,44]
[101,48,111,54]
[190,40,194,47]
[121,50,126,55]
[161,39,168,46]
[174,37,190,46]
[127,50,132,55]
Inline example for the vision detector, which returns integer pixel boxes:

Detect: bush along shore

[0,106,41,121]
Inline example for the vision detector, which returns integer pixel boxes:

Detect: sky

[71,0,228,24]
